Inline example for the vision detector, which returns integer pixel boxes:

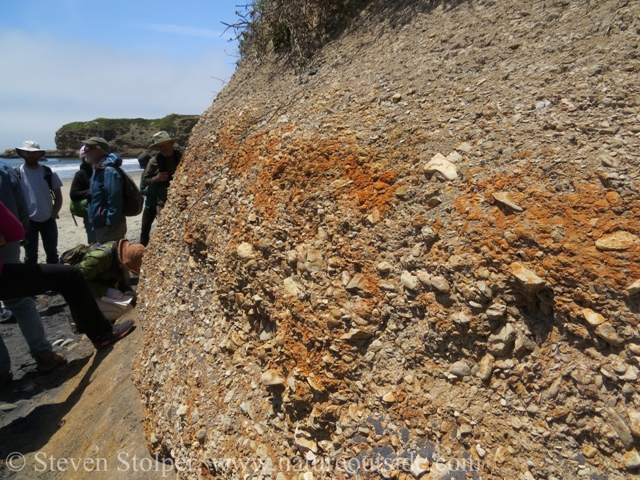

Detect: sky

[0,0,243,150]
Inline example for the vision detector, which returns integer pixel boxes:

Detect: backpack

[107,165,144,217]
[15,165,54,199]
[59,243,113,267]
[69,198,89,218]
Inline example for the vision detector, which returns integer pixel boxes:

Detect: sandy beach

[37,171,146,262]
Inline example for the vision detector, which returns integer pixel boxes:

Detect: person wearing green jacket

[142,131,182,214]
[69,239,145,320]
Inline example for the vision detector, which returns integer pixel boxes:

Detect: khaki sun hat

[15,141,45,156]
[117,239,146,275]
[149,131,179,149]
[81,137,109,151]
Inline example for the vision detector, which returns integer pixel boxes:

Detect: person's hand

[51,213,59,220]
[156,172,169,182]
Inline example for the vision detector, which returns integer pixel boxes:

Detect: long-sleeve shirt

[0,200,26,273]
[142,149,182,207]
[75,241,130,297]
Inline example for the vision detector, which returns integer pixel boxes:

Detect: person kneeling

[60,239,145,321]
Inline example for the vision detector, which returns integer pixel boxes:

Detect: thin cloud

[0,30,236,150]
[131,23,224,39]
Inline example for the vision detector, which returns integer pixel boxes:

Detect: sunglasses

[84,145,98,150]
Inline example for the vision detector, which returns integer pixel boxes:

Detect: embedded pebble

[430,275,450,293]
[627,280,640,297]
[449,361,471,377]
[486,302,506,319]
[400,271,419,290]
[510,262,547,293]
[623,450,640,470]
[237,242,254,258]
[595,231,639,251]
[595,322,623,347]
[475,444,487,458]
[377,261,392,273]
[261,370,285,386]
[476,354,495,381]
[424,153,458,180]
[492,192,523,212]
[582,308,606,326]
[382,391,396,403]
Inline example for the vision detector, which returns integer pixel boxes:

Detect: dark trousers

[0,263,112,341]
[139,206,157,247]
[24,218,58,264]
[83,217,97,244]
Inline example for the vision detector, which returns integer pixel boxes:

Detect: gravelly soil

[133,0,640,478]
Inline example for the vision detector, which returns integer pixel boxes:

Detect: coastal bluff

[1,114,199,158]
[133,0,640,479]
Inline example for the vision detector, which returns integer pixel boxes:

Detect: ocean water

[0,158,143,181]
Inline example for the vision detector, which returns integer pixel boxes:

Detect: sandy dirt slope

[0,308,174,480]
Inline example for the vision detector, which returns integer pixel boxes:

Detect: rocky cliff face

[133,1,640,478]
[54,114,200,156]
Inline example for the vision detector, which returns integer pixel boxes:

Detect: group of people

[0,131,181,385]
[70,130,182,247]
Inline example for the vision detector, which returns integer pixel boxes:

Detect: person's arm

[51,188,63,219]
[9,168,29,229]
[142,157,160,187]
[116,269,132,292]
[0,200,26,245]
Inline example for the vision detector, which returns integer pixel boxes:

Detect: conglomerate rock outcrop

[133,1,640,478]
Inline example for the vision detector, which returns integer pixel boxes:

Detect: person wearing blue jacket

[82,137,127,242]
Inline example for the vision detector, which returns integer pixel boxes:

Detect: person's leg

[139,207,156,246]
[2,297,51,356]
[0,336,11,373]
[23,220,40,264]
[83,217,97,244]
[40,218,59,264]
[0,264,112,340]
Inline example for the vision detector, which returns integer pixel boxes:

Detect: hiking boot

[92,319,134,350]
[34,351,67,374]
[0,370,13,386]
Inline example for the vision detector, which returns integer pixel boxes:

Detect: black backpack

[107,165,144,216]
[59,243,113,267]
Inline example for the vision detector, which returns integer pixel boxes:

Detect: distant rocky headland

[1,114,200,158]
